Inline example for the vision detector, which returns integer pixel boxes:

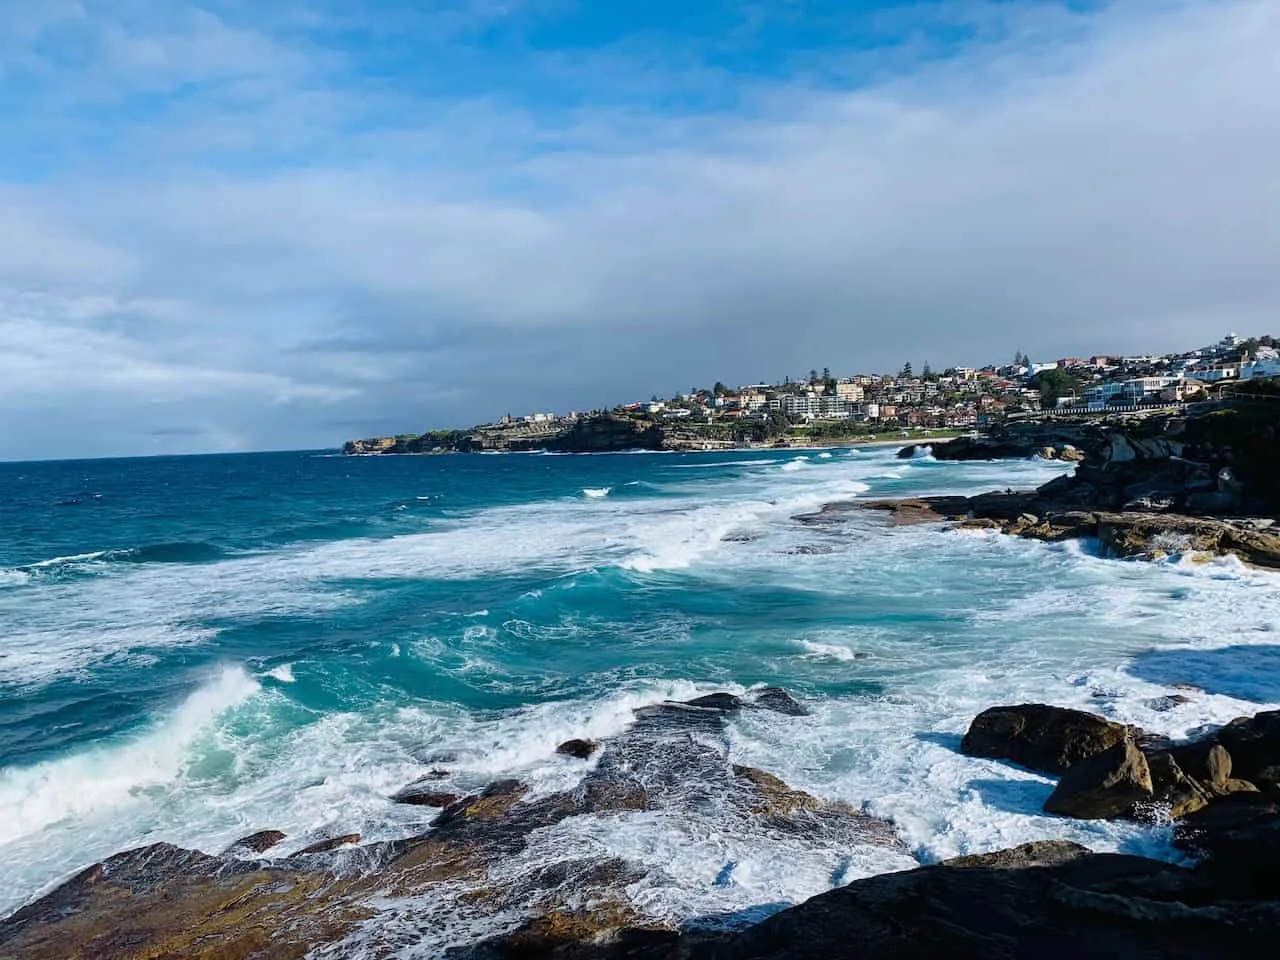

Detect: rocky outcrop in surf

[883,399,1280,566]
[0,686,904,959]
[8,698,1280,958]
[961,702,1279,826]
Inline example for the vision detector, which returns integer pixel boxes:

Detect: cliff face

[343,414,712,456]
[922,399,1280,516]
[343,432,467,455]
[880,398,1280,566]
[539,414,666,453]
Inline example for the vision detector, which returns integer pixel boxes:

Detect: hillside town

[345,333,1280,454]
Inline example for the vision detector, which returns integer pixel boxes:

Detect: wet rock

[433,780,531,832]
[1044,740,1153,819]
[1175,793,1280,898]
[555,738,599,760]
[731,765,819,818]
[395,789,463,808]
[296,833,361,855]
[681,693,743,711]
[0,842,352,960]
[1146,694,1194,712]
[751,686,810,716]
[699,839,1270,960]
[961,704,1132,775]
[420,751,459,764]
[448,906,680,959]
[224,830,286,855]
[1216,710,1280,786]
[1163,741,1229,786]
[787,544,835,555]
[1140,752,1214,819]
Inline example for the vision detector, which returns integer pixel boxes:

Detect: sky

[1,0,1278,458]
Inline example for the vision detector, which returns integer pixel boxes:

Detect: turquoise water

[3,446,1280,930]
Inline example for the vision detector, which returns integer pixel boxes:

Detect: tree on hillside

[809,368,819,384]
[900,361,913,378]
[922,361,933,380]
[1032,368,1079,407]
[713,381,728,396]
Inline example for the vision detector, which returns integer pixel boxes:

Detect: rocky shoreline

[877,403,1280,567]
[5,692,1280,958]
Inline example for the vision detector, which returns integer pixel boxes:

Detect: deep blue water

[3,446,1279,933]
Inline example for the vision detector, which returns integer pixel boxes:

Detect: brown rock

[961,704,1132,775]
[732,764,820,818]
[296,834,361,855]
[394,790,462,808]
[1044,741,1153,819]
[432,779,530,831]
[224,830,286,854]
[1216,711,1280,785]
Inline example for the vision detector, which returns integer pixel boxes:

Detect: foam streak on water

[1,446,1279,941]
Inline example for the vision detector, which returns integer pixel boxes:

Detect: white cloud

[1,0,1278,457]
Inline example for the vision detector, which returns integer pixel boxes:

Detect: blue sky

[1,0,1277,458]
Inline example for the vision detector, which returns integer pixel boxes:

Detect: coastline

[6,434,1279,957]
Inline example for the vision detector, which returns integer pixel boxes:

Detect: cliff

[882,395,1280,565]
[344,413,723,456]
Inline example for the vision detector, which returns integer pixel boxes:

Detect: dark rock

[555,738,599,760]
[1044,741,1153,819]
[1140,750,1221,820]
[296,833,361,855]
[751,686,810,716]
[422,751,459,764]
[1175,793,1280,899]
[433,780,530,832]
[1186,490,1240,514]
[1165,741,1229,786]
[1145,694,1194,713]
[696,840,1270,960]
[680,693,743,711]
[1216,710,1280,785]
[1176,791,1278,838]
[394,790,463,808]
[224,830,286,855]
[961,704,1132,775]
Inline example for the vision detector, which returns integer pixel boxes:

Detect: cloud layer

[2,0,1278,458]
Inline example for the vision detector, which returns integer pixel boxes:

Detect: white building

[835,380,864,403]
[782,393,822,419]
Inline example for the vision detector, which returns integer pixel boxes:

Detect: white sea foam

[0,666,259,856]
[6,445,1279,939]
[266,663,296,683]
[817,451,834,459]
[796,638,863,662]
[582,487,611,498]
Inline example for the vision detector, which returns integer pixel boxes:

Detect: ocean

[3,445,1279,942]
